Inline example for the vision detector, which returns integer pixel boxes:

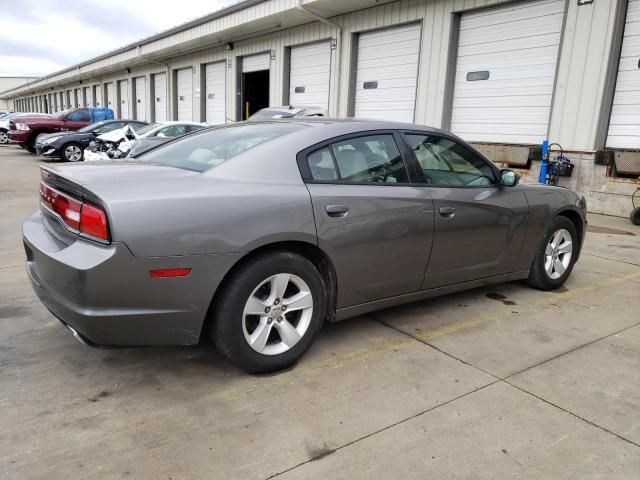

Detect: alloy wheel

[242,273,314,356]
[544,228,573,280]
[0,131,8,144]
[64,145,82,162]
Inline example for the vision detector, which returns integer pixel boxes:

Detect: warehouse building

[0,77,38,110]
[0,0,638,217]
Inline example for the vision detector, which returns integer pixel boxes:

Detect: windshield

[78,121,108,133]
[136,123,160,135]
[250,109,296,120]
[142,123,306,172]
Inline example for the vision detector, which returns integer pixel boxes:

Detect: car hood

[40,130,89,141]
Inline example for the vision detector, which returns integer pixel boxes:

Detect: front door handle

[439,206,456,218]
[325,204,349,218]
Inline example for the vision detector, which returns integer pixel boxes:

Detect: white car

[248,106,327,120]
[84,121,206,161]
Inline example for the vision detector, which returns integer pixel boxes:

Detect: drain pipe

[296,0,342,116]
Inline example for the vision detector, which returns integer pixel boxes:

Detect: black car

[36,120,148,162]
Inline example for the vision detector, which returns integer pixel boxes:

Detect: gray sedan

[23,120,587,372]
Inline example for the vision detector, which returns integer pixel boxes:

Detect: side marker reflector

[149,268,192,279]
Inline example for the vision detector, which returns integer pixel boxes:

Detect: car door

[401,132,529,289]
[300,132,434,308]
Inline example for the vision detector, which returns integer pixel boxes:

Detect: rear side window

[305,134,409,184]
[67,109,90,122]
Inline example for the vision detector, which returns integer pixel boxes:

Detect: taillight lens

[40,182,109,242]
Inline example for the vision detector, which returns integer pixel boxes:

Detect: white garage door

[105,83,114,111]
[134,77,146,121]
[451,0,565,144]
[289,41,331,109]
[607,0,640,149]
[354,23,422,122]
[83,87,91,107]
[94,85,102,107]
[153,73,167,122]
[119,80,129,118]
[176,68,193,121]
[242,53,270,73]
[204,62,226,124]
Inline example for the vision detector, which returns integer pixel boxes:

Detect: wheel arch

[200,240,338,342]
[556,208,585,254]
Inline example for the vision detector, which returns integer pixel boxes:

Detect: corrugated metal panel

[354,23,422,122]
[119,80,129,118]
[451,0,565,145]
[153,73,168,122]
[289,41,331,108]
[204,62,227,124]
[134,77,146,121]
[242,53,271,72]
[176,68,193,121]
[607,0,640,149]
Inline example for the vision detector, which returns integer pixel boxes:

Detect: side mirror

[156,132,166,138]
[500,169,519,187]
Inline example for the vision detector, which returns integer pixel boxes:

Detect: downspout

[296,0,342,116]
[138,45,171,121]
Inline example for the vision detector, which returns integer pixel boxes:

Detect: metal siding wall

[8,0,621,151]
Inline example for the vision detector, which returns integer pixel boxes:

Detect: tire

[527,216,578,290]
[210,251,327,373]
[60,142,83,162]
[0,129,8,145]
[631,207,640,226]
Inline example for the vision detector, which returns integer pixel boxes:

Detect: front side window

[306,134,409,183]
[67,109,90,122]
[404,134,496,187]
[97,122,125,134]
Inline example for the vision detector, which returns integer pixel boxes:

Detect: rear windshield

[142,123,306,172]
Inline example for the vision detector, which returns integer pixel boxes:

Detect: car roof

[244,118,446,135]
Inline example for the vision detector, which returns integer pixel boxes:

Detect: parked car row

[3,105,206,161]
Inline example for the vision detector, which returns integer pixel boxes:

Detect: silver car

[23,120,587,372]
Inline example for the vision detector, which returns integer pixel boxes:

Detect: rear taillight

[40,182,109,242]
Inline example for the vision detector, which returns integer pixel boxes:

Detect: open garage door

[176,68,193,121]
[354,23,422,122]
[153,73,167,122]
[607,0,640,149]
[204,62,226,124]
[241,53,270,119]
[119,80,129,118]
[134,77,146,121]
[74,88,81,108]
[450,0,565,144]
[289,41,331,109]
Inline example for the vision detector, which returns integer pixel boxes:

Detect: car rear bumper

[23,211,241,346]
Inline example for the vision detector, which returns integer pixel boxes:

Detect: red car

[9,108,114,152]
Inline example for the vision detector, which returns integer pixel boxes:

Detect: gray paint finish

[23,119,586,347]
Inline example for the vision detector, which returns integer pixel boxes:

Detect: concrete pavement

[1,145,638,479]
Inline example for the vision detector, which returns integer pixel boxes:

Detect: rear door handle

[439,206,456,218]
[325,205,349,217]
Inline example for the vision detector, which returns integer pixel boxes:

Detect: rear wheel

[631,207,640,226]
[210,251,326,373]
[527,216,578,290]
[61,143,83,162]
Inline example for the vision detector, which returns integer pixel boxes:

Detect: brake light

[40,182,109,241]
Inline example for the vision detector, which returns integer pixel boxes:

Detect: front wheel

[0,129,8,144]
[527,216,578,290]
[61,143,83,162]
[210,251,327,373]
